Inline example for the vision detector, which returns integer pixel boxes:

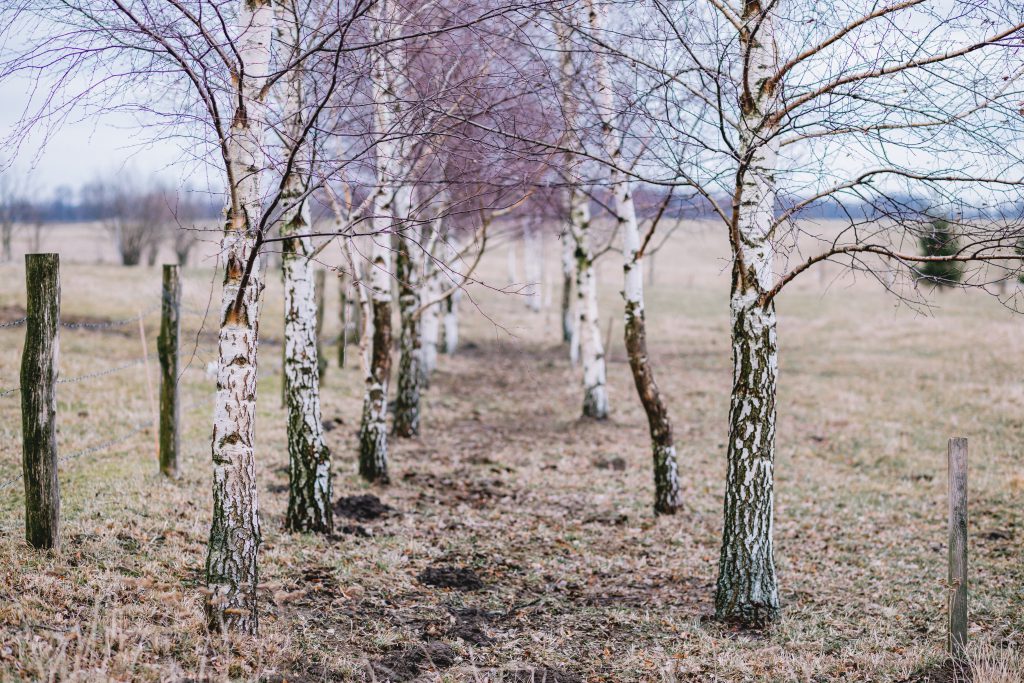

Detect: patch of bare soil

[371,641,457,681]
[333,493,393,520]
[417,565,485,591]
[901,659,970,683]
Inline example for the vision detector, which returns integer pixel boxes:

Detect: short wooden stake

[21,253,60,550]
[157,265,180,477]
[947,437,968,663]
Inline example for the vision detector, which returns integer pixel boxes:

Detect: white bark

[205,0,273,635]
[558,17,608,418]
[443,288,460,354]
[715,0,782,626]
[277,0,331,534]
[589,0,679,512]
[420,277,441,378]
[570,189,608,419]
[359,0,411,478]
[560,229,574,344]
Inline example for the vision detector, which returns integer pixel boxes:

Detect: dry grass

[0,222,1022,681]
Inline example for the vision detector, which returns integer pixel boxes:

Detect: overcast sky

[0,74,184,196]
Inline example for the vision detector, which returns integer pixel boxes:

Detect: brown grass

[0,222,1022,681]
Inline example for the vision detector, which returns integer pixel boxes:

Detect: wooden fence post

[947,436,968,663]
[157,264,180,477]
[21,253,60,550]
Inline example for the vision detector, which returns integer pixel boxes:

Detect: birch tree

[586,0,680,514]
[359,0,410,480]
[608,0,1024,625]
[557,17,608,419]
[277,0,331,534]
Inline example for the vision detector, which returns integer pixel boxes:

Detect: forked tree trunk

[560,230,574,343]
[588,0,679,513]
[278,0,331,535]
[394,232,423,437]
[205,0,274,635]
[715,0,782,626]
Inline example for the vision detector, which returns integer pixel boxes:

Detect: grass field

[0,222,1021,681]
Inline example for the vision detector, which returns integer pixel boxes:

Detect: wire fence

[0,291,215,502]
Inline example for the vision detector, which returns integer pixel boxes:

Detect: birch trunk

[441,229,462,355]
[523,223,543,312]
[570,190,608,419]
[359,0,406,480]
[715,0,781,626]
[558,18,607,416]
[394,229,423,437]
[205,0,273,635]
[278,2,331,533]
[443,290,460,355]
[588,0,679,513]
[560,230,574,343]
[420,279,441,383]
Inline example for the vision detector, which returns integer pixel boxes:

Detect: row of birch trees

[3,0,1024,632]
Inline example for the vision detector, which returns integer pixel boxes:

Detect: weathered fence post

[947,436,968,663]
[157,264,180,477]
[21,253,60,550]
[315,268,327,381]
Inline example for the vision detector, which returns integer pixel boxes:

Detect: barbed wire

[0,386,18,399]
[57,356,150,385]
[0,318,26,329]
[0,420,154,492]
[61,302,160,330]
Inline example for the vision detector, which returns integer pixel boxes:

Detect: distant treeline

[8,181,1023,225]
[12,184,224,224]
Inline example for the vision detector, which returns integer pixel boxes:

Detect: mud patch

[900,659,968,683]
[293,566,340,603]
[417,565,485,591]
[334,494,393,520]
[593,456,626,471]
[404,470,519,509]
[448,606,500,645]
[371,641,456,682]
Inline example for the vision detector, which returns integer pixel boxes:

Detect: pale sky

[0,74,186,195]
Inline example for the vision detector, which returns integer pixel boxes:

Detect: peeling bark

[715,0,782,626]
[277,0,331,535]
[204,0,273,636]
